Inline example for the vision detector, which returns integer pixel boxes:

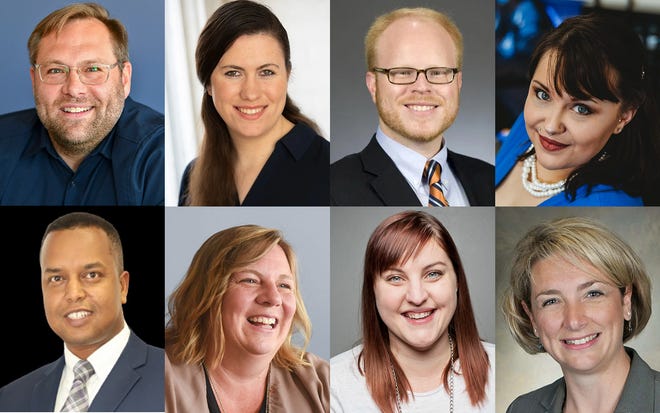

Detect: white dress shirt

[54,322,131,412]
[375,128,470,206]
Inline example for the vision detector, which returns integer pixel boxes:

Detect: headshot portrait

[495,1,660,206]
[0,0,164,206]
[165,0,330,206]
[330,0,495,206]
[164,207,330,412]
[0,207,165,412]
[497,207,660,412]
[331,207,495,412]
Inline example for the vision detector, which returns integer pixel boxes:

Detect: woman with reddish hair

[331,210,494,412]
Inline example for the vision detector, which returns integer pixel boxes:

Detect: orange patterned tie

[423,159,448,207]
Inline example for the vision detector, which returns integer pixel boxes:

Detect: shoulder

[0,109,41,154]
[281,123,329,160]
[480,341,496,360]
[506,377,563,413]
[545,185,643,206]
[0,359,61,405]
[271,352,329,412]
[164,354,207,413]
[114,97,164,145]
[448,150,494,174]
[291,352,329,383]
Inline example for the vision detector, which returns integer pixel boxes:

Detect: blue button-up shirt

[0,97,163,205]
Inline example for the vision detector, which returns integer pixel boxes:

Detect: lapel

[360,136,422,206]
[89,332,146,411]
[447,150,481,206]
[31,358,65,411]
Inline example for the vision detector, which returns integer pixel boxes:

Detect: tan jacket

[165,352,329,413]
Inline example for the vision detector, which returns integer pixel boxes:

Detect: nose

[543,107,565,135]
[563,301,588,331]
[64,277,86,302]
[410,70,432,93]
[256,281,282,307]
[61,69,87,96]
[405,279,429,306]
[239,74,260,101]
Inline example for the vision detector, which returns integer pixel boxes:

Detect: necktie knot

[423,159,448,207]
[73,360,95,383]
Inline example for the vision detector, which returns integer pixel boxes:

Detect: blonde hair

[165,225,312,370]
[502,217,652,354]
[28,2,129,65]
[364,7,463,70]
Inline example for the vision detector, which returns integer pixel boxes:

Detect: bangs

[550,47,620,103]
[368,222,437,277]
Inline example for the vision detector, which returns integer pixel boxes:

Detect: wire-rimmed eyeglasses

[34,62,122,85]
[372,67,459,85]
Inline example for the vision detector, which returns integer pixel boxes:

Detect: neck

[231,116,294,163]
[380,123,444,159]
[562,347,631,413]
[390,333,451,392]
[534,155,572,184]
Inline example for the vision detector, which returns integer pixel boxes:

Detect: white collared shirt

[54,322,131,412]
[375,128,470,206]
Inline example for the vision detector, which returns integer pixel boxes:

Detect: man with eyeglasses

[331,7,493,206]
[0,3,163,205]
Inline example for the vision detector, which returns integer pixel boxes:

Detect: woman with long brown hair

[331,210,494,412]
[178,0,329,206]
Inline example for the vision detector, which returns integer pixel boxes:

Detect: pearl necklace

[391,335,455,413]
[521,153,565,197]
[207,365,270,413]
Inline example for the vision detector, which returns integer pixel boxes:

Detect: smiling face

[523,255,631,376]
[523,51,635,182]
[31,18,131,162]
[374,241,457,353]
[366,16,462,147]
[207,33,291,143]
[41,227,129,360]
[221,244,296,361]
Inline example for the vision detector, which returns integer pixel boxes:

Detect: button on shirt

[375,128,470,206]
[54,323,131,412]
[0,97,164,205]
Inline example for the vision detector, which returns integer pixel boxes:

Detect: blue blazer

[495,113,642,206]
[0,332,164,412]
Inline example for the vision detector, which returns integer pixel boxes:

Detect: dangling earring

[627,312,633,334]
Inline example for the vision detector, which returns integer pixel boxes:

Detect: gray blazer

[506,348,660,413]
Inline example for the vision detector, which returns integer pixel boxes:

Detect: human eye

[239,277,258,285]
[44,64,67,75]
[83,271,101,280]
[84,64,105,73]
[534,87,550,101]
[259,68,276,77]
[278,282,293,290]
[426,270,444,280]
[224,70,242,78]
[48,275,64,284]
[571,103,592,115]
[586,290,604,298]
[541,297,558,307]
[384,273,404,283]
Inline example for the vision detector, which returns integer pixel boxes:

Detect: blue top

[495,114,642,206]
[0,97,164,206]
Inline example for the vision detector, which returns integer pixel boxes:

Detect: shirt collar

[63,321,131,386]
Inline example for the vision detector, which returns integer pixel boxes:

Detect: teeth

[248,316,276,327]
[67,311,91,320]
[408,105,435,112]
[238,107,263,115]
[405,311,432,319]
[63,107,92,113]
[565,334,598,345]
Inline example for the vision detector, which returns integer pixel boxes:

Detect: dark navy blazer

[0,332,164,412]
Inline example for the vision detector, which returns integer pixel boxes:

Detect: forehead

[220,33,285,64]
[41,227,112,258]
[37,18,114,62]
[375,16,457,63]
[530,254,612,288]
[241,244,292,275]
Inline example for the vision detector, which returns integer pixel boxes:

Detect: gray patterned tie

[61,359,95,412]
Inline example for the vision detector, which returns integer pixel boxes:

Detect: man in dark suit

[0,212,163,412]
[331,7,494,206]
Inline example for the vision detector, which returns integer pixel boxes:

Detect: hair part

[165,224,311,371]
[186,0,319,205]
[502,217,652,354]
[523,13,660,202]
[28,2,129,65]
[365,7,463,71]
[359,211,489,412]
[41,212,124,272]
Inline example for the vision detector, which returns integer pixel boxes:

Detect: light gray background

[496,207,660,412]
[331,207,495,357]
[330,0,495,164]
[165,207,330,360]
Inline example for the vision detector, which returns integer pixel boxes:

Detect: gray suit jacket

[506,348,660,413]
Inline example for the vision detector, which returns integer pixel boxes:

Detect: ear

[521,300,538,335]
[120,61,132,98]
[366,71,377,104]
[613,107,637,134]
[30,66,36,87]
[119,271,130,304]
[623,284,632,321]
[455,70,462,91]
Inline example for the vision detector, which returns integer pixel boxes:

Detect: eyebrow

[43,261,105,274]
[234,269,293,280]
[534,280,600,299]
[219,63,281,71]
[382,261,448,274]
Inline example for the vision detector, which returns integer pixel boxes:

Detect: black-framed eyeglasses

[372,67,459,85]
[34,62,122,85]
